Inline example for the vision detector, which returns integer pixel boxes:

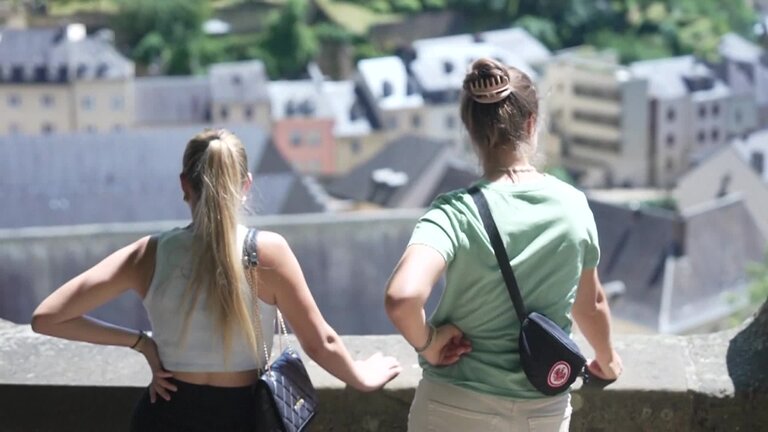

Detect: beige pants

[408,379,572,432]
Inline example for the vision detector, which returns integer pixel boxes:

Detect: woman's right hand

[352,352,402,392]
[588,350,623,381]
[420,324,472,367]
[137,335,178,402]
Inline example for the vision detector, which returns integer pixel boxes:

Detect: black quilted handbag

[243,228,319,431]
[254,348,318,432]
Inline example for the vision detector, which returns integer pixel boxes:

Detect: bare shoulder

[255,230,293,268]
[127,235,158,296]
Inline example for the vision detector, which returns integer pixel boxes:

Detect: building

[0,23,134,136]
[267,79,336,176]
[0,124,324,229]
[591,194,765,333]
[356,56,424,137]
[718,32,768,127]
[134,76,211,127]
[209,60,271,132]
[675,135,768,240]
[544,48,650,188]
[631,55,755,187]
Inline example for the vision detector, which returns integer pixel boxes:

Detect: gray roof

[0,125,323,228]
[719,33,763,63]
[412,27,551,68]
[0,24,133,82]
[630,56,730,100]
[327,134,476,208]
[590,200,679,329]
[667,196,765,332]
[209,60,269,103]
[135,76,211,126]
[411,42,537,97]
[590,195,765,333]
[357,56,423,110]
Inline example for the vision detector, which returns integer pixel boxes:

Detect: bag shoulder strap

[468,186,528,323]
[243,227,259,268]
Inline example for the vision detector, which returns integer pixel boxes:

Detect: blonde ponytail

[180,129,259,363]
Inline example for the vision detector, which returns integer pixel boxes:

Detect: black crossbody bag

[469,186,588,396]
[242,228,318,432]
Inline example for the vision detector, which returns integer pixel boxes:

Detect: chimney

[66,23,86,42]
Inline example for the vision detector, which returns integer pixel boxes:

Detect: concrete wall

[2,305,767,431]
[0,211,442,334]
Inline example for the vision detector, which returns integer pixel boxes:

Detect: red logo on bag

[547,361,571,388]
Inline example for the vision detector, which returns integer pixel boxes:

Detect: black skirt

[129,378,259,432]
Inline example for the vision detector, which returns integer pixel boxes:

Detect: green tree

[112,0,211,75]
[259,0,318,78]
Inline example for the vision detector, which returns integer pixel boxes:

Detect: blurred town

[1,0,767,336]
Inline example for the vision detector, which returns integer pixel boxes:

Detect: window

[386,116,398,130]
[446,115,455,129]
[307,131,321,147]
[7,94,21,107]
[712,103,720,117]
[666,133,675,147]
[573,84,620,101]
[443,61,454,74]
[571,135,620,152]
[111,95,124,111]
[411,113,421,129]
[666,157,674,172]
[244,105,254,120]
[666,108,676,122]
[573,110,620,127]
[711,129,720,141]
[290,131,302,147]
[698,105,706,119]
[381,81,394,98]
[751,151,765,175]
[350,139,361,155]
[41,94,54,108]
[81,96,93,110]
[41,123,54,134]
[697,130,706,144]
[220,106,229,120]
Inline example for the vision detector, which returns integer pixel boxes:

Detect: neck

[481,154,532,179]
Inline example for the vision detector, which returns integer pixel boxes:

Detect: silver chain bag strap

[243,228,318,432]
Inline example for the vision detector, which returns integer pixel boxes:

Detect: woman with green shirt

[385,58,623,431]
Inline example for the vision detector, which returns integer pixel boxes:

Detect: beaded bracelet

[414,324,437,353]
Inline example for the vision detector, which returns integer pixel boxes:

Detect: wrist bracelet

[414,324,436,353]
[130,330,145,351]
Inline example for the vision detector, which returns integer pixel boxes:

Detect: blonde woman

[32,129,401,431]
[386,59,622,432]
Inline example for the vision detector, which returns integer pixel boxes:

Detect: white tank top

[143,224,276,372]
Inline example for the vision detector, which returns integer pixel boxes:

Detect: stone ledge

[1,319,766,431]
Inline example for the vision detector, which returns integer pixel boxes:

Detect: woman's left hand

[420,324,472,366]
[137,335,177,403]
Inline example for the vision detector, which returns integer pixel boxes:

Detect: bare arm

[385,245,471,366]
[572,267,622,380]
[31,236,154,346]
[31,236,177,402]
[255,232,401,392]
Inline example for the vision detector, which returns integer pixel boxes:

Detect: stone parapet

[1,312,767,431]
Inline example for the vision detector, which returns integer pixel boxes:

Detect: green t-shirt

[408,175,600,399]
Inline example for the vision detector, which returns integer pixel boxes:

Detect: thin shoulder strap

[468,186,528,323]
